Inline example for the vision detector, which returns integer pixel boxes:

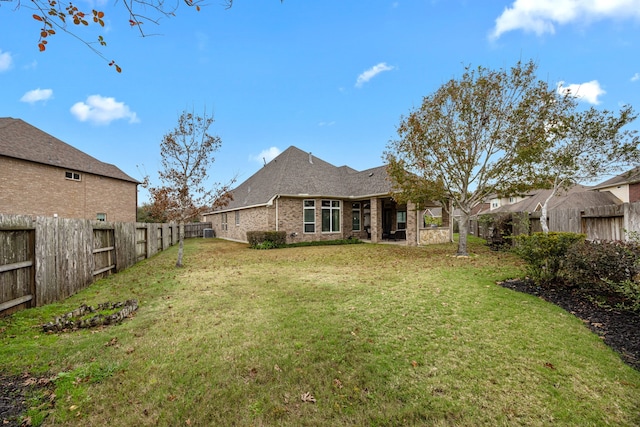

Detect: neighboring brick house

[591,167,640,203]
[0,118,139,222]
[203,146,449,245]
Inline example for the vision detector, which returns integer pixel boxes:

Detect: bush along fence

[0,214,211,316]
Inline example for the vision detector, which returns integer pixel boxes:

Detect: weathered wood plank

[0,294,33,312]
[0,260,33,274]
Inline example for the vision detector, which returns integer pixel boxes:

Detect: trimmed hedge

[562,240,640,311]
[511,232,585,285]
[246,231,287,248]
[285,237,363,248]
[512,233,640,312]
[563,240,640,292]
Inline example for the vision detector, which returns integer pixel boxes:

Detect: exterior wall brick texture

[629,182,640,203]
[0,157,137,222]
[206,196,422,245]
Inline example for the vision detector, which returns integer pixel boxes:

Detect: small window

[235,211,240,226]
[96,213,107,222]
[303,200,315,233]
[221,213,228,231]
[397,211,407,230]
[65,171,81,181]
[352,202,361,231]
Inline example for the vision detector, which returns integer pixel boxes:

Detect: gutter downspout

[275,196,279,231]
[416,206,420,246]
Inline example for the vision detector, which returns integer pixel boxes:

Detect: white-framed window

[221,213,228,231]
[352,202,361,231]
[96,213,107,222]
[303,200,315,233]
[397,211,407,230]
[235,211,240,226]
[321,200,340,232]
[65,171,81,181]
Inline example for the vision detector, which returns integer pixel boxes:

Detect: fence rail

[472,201,640,242]
[0,215,212,316]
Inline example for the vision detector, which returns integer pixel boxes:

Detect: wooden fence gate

[0,228,35,315]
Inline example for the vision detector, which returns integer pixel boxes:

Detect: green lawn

[1,237,639,426]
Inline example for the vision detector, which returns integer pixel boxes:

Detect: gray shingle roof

[591,166,640,190]
[488,185,622,214]
[221,146,394,211]
[0,118,138,183]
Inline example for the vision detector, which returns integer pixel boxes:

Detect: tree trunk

[456,210,470,256]
[539,189,555,234]
[540,202,550,234]
[176,221,185,268]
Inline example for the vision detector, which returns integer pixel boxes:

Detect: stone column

[370,198,382,243]
[406,201,417,246]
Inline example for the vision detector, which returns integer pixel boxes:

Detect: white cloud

[20,88,53,104]
[556,80,606,105]
[250,147,281,165]
[631,73,640,82]
[0,50,13,72]
[318,121,336,127]
[490,0,640,40]
[70,95,139,125]
[355,62,395,88]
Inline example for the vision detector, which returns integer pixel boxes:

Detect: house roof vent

[309,152,313,164]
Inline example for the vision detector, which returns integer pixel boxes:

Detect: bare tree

[149,109,234,267]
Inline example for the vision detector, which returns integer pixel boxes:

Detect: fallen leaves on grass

[105,337,118,347]
[301,392,316,403]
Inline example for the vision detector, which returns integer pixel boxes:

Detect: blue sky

[2,0,640,203]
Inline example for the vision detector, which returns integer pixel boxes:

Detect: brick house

[203,146,449,245]
[591,167,640,203]
[0,118,139,222]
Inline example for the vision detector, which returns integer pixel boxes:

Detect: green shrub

[511,232,585,285]
[563,240,640,292]
[246,231,287,249]
[562,240,640,311]
[605,279,640,312]
[253,240,280,250]
[285,237,363,248]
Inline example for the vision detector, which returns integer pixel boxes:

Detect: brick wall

[629,182,640,203]
[206,205,272,242]
[205,196,425,244]
[0,157,137,222]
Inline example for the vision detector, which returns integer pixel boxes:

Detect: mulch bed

[498,278,640,371]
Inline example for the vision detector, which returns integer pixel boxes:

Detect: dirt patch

[0,374,54,427]
[499,279,640,371]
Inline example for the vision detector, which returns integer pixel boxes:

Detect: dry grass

[1,237,639,426]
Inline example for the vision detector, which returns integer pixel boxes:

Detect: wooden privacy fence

[183,222,212,239]
[0,215,213,316]
[472,201,640,242]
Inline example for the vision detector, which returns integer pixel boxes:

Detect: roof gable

[0,118,138,183]
[592,166,640,190]
[222,146,394,210]
[489,184,622,213]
